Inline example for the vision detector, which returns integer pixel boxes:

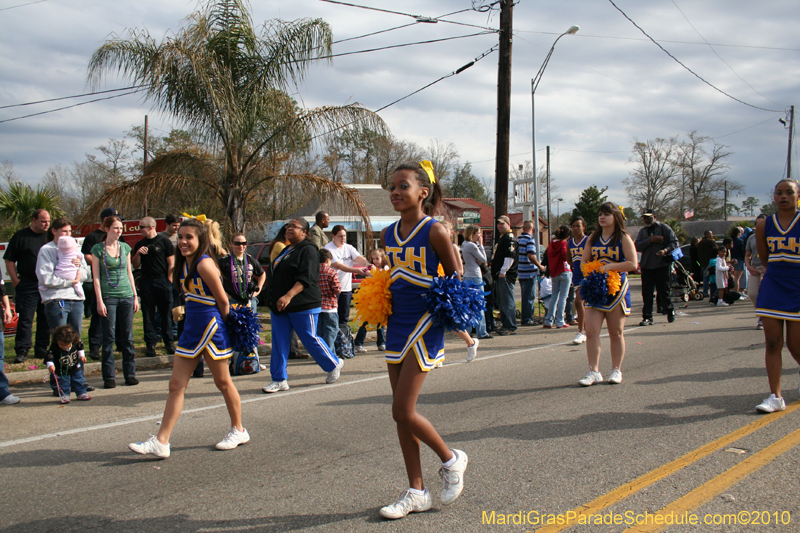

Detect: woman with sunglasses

[219,233,265,313]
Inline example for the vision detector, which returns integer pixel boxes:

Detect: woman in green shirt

[91,216,139,389]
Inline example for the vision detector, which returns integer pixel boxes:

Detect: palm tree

[0,182,64,239]
[87,0,387,232]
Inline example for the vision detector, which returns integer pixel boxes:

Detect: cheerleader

[568,217,589,344]
[129,218,248,458]
[378,162,468,519]
[579,203,638,386]
[754,179,800,413]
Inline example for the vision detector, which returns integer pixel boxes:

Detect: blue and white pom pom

[226,305,262,353]
[579,270,611,308]
[425,273,487,332]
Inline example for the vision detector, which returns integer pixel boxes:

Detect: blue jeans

[43,299,84,334]
[464,277,488,337]
[0,330,9,401]
[544,272,572,327]
[317,311,340,354]
[270,309,340,382]
[50,369,87,397]
[702,271,711,296]
[101,297,136,381]
[494,276,517,331]
[354,322,385,347]
[519,277,536,324]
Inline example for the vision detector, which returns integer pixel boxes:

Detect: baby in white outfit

[55,236,84,298]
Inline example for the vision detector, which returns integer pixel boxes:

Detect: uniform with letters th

[756,212,800,320]
[569,235,589,287]
[384,216,445,371]
[176,255,233,359]
[583,235,631,315]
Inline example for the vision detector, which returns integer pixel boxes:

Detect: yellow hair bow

[618,206,626,220]
[419,161,436,184]
[182,212,207,222]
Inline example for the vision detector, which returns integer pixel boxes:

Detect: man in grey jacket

[634,208,679,325]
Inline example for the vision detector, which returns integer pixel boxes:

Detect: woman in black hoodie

[262,218,343,393]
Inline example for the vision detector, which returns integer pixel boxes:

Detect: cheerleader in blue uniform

[129,218,248,458]
[378,162,468,520]
[569,217,589,345]
[579,203,638,386]
[754,179,800,413]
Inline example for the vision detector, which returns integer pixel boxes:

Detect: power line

[0,0,47,11]
[0,90,142,125]
[607,0,784,113]
[0,86,143,110]
[323,32,494,60]
[319,0,497,32]
[670,0,781,107]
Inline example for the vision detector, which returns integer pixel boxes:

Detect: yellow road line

[535,401,800,533]
[622,426,800,533]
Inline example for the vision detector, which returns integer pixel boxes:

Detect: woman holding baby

[35,218,93,392]
[90,216,139,389]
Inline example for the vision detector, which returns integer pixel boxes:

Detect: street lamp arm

[532,26,579,94]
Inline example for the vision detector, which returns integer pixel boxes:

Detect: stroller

[670,260,704,301]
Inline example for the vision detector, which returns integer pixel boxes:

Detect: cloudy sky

[0,0,797,216]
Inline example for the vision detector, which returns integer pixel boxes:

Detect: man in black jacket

[491,215,519,335]
[634,209,679,325]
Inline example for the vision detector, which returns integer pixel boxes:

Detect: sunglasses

[233,241,247,246]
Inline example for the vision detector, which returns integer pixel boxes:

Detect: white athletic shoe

[716,300,729,307]
[216,427,250,450]
[466,338,479,362]
[756,394,785,413]
[434,360,444,368]
[326,359,343,384]
[129,435,170,458]
[579,370,603,387]
[572,332,586,345]
[262,380,289,393]
[1,394,20,405]
[439,449,468,504]
[380,489,432,519]
[608,368,623,384]
[354,345,367,353]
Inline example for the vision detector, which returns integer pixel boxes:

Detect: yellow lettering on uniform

[593,245,620,262]
[386,246,426,272]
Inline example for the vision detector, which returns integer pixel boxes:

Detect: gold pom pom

[353,268,393,327]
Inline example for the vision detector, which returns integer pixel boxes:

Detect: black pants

[84,281,103,353]
[140,277,174,349]
[641,266,673,319]
[13,279,50,358]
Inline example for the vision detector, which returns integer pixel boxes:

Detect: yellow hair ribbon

[419,161,436,184]
[182,212,207,222]
[618,206,626,220]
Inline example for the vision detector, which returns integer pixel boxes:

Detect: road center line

[534,400,800,533]
[621,425,800,533]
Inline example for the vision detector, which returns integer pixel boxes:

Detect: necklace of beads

[103,241,122,288]
[230,253,249,300]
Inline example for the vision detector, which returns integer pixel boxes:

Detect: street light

[555,197,564,223]
[522,25,578,246]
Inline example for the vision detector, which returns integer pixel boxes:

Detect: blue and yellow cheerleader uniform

[384,216,445,371]
[756,212,800,320]
[176,254,233,359]
[584,235,631,315]
[569,235,589,288]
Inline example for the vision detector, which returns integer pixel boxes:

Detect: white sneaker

[579,370,603,386]
[262,380,289,393]
[608,368,623,384]
[326,359,343,383]
[355,345,367,353]
[1,394,20,405]
[756,394,785,413]
[466,338,479,362]
[216,426,250,450]
[716,300,729,307]
[377,344,386,351]
[434,360,444,368]
[129,435,170,458]
[439,449,468,504]
[380,489,432,519]
[572,332,586,345]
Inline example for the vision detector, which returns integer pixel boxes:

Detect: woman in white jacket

[36,218,91,337]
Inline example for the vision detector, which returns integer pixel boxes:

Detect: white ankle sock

[408,487,426,496]
[442,450,457,468]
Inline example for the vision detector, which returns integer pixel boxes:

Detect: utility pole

[546,146,551,235]
[723,180,728,222]
[143,115,149,217]
[493,0,513,237]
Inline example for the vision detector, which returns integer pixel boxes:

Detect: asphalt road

[2,279,799,533]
